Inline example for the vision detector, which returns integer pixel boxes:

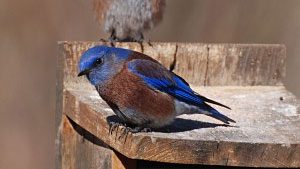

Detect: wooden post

[112,151,137,169]
[56,42,300,168]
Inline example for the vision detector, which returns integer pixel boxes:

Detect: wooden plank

[55,43,65,169]
[111,151,137,169]
[56,41,296,168]
[206,44,286,86]
[63,85,300,167]
[174,44,208,85]
[60,115,112,169]
[58,41,286,86]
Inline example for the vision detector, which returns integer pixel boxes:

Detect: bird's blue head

[78,45,131,86]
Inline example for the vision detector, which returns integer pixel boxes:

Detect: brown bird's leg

[139,42,144,53]
[135,33,144,53]
[136,33,153,53]
[99,38,107,42]
[147,39,153,47]
[98,29,116,47]
[108,29,117,47]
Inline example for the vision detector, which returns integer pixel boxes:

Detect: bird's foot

[117,126,130,142]
[108,122,124,135]
[147,39,153,47]
[138,39,154,53]
[134,33,145,53]
[108,122,129,142]
[99,38,107,42]
[128,126,152,133]
[117,126,151,141]
[98,38,115,47]
[109,122,151,142]
[108,37,116,47]
[109,29,117,47]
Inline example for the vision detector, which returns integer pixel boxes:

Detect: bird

[92,0,166,42]
[78,45,235,132]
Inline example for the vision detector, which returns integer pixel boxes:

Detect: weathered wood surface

[56,42,299,168]
[64,85,300,167]
[59,115,112,169]
[111,151,137,169]
[59,41,286,86]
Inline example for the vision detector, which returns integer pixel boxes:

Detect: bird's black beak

[78,69,91,77]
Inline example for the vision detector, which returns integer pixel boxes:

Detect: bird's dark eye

[94,58,103,66]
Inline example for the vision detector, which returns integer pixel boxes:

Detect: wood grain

[112,151,137,169]
[60,115,112,169]
[62,85,300,167]
[58,41,286,86]
[56,42,299,168]
[206,44,286,86]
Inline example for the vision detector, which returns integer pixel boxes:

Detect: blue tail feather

[200,103,236,124]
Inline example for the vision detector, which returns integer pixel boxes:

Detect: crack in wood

[204,45,210,86]
[225,153,230,166]
[169,44,178,72]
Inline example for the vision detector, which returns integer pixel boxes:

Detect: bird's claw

[108,122,151,142]
[118,126,151,142]
[108,122,130,142]
[147,39,153,47]
[129,126,152,133]
[99,38,107,42]
[98,38,116,47]
[109,122,123,135]
[108,37,116,47]
[118,127,130,141]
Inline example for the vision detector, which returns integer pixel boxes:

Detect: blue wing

[127,59,230,109]
[128,59,235,124]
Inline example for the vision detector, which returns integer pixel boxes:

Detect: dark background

[0,0,299,169]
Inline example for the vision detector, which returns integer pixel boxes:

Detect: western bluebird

[78,45,235,132]
[92,0,165,42]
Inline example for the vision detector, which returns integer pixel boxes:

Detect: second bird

[93,0,165,42]
[78,45,235,132]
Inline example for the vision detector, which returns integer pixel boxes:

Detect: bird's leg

[135,33,145,53]
[139,42,144,53]
[147,39,153,47]
[98,30,116,47]
[99,38,108,42]
[138,33,144,43]
[99,38,115,47]
[108,29,117,47]
[135,33,153,47]
[109,29,116,40]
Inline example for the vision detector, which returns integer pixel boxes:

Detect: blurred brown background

[0,0,299,169]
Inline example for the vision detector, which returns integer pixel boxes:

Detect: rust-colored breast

[98,66,175,120]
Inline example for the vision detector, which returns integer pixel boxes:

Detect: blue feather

[136,69,235,124]
[128,59,205,107]
[128,59,232,109]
